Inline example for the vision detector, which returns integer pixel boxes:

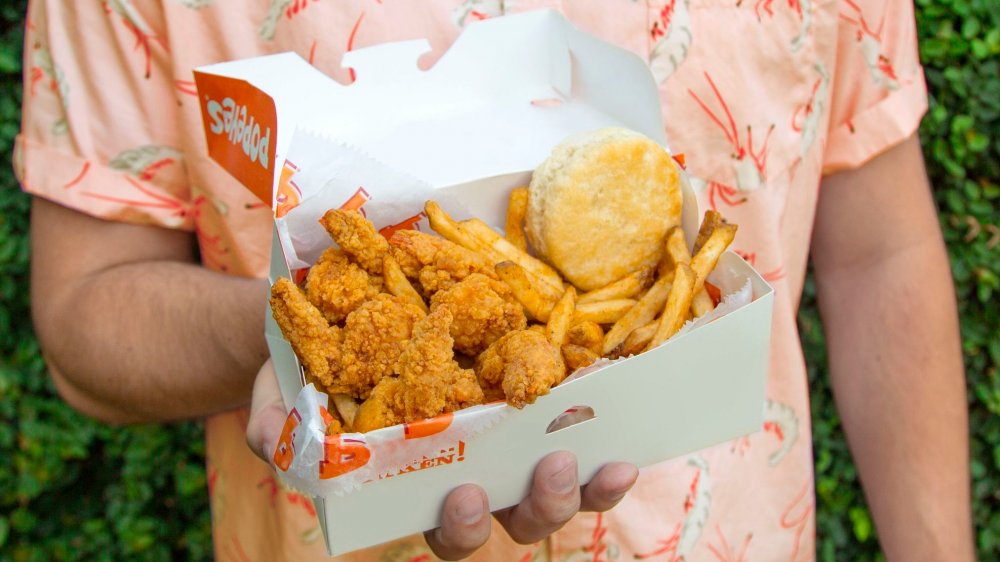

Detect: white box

[194,10,773,556]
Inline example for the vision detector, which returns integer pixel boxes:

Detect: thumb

[246,359,288,463]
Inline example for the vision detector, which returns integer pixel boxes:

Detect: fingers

[245,359,288,463]
[495,451,581,545]
[424,484,492,561]
[580,462,638,512]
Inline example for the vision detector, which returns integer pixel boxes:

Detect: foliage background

[0,1,996,560]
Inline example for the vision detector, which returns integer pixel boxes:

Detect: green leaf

[850,507,874,542]
[952,114,974,134]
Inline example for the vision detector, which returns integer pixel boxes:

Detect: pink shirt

[17,1,926,560]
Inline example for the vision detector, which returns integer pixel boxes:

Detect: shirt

[16,1,926,560]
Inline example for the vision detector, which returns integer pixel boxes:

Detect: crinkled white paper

[275,385,509,497]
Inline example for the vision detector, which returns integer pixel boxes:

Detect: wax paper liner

[276,129,440,269]
[274,384,509,497]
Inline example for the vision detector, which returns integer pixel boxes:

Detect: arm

[811,135,975,560]
[30,197,269,424]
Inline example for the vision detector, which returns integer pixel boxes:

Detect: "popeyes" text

[205,96,271,170]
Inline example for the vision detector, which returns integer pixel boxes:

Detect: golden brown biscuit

[526,127,683,291]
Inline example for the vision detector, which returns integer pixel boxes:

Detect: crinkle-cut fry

[646,264,697,351]
[657,226,692,277]
[691,223,737,285]
[425,201,504,261]
[505,187,529,252]
[562,344,601,372]
[616,321,657,358]
[573,299,637,325]
[578,268,654,304]
[546,286,577,347]
[330,393,359,431]
[319,209,390,276]
[692,210,723,256]
[601,274,673,355]
[461,218,564,293]
[567,321,604,355]
[382,254,428,313]
[495,261,558,322]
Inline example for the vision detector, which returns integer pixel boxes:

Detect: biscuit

[526,128,683,291]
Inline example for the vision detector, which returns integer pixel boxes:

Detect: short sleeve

[822,0,928,174]
[14,0,193,230]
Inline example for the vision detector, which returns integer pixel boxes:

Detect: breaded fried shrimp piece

[352,377,404,433]
[475,329,565,408]
[338,294,425,399]
[269,278,343,392]
[388,230,497,295]
[430,273,526,356]
[305,247,382,324]
[320,209,391,275]
[353,308,484,432]
[395,307,485,421]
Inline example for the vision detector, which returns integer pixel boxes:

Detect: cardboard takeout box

[194,10,774,556]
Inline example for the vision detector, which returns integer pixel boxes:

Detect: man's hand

[812,134,975,560]
[246,360,639,560]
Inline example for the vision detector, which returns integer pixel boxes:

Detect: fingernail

[454,490,485,525]
[547,457,578,495]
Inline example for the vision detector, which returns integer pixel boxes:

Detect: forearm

[812,135,974,560]
[816,239,973,560]
[35,260,269,423]
[30,197,270,424]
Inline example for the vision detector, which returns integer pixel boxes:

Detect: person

[19,1,975,560]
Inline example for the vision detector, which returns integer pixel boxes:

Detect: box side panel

[322,281,773,555]
[266,224,305,410]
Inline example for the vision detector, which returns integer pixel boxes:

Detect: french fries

[578,268,654,304]
[331,393,360,431]
[690,223,737,286]
[496,261,558,322]
[691,289,716,317]
[688,222,736,318]
[657,226,691,277]
[616,321,657,358]
[505,187,529,251]
[546,286,577,346]
[602,274,673,355]
[382,255,428,313]
[574,299,637,325]
[567,321,604,355]
[692,210,723,255]
[425,201,506,264]
[562,344,601,372]
[461,217,564,294]
[646,263,697,350]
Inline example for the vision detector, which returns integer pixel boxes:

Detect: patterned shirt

[17,1,926,560]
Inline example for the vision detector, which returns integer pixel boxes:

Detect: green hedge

[0,2,996,560]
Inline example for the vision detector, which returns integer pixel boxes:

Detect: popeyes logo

[193,72,277,205]
[206,96,272,170]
